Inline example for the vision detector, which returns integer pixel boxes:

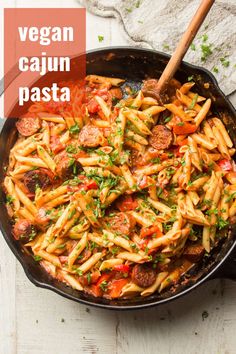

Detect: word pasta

[19,83,70,106]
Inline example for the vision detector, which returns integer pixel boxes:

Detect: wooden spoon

[156,0,215,97]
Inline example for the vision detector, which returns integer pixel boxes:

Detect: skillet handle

[211,246,236,281]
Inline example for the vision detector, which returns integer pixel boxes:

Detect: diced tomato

[96,273,112,287]
[116,195,138,212]
[59,256,68,265]
[86,180,98,190]
[217,159,232,172]
[160,153,169,161]
[90,270,101,284]
[138,176,148,189]
[79,270,101,287]
[176,137,188,147]
[90,273,112,297]
[68,175,98,192]
[107,279,129,298]
[139,238,149,250]
[173,147,184,157]
[87,98,99,113]
[50,136,64,154]
[138,176,156,190]
[173,122,197,135]
[140,225,163,239]
[113,264,130,273]
[87,284,102,297]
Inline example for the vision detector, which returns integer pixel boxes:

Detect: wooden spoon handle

[156,0,215,94]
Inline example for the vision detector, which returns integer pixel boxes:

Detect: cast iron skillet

[1,47,236,310]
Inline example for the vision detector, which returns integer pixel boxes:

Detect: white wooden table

[0,1,236,353]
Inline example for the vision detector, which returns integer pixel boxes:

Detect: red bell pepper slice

[140,225,163,239]
[113,264,130,273]
[173,122,197,135]
[217,159,232,172]
[107,279,129,298]
[116,195,138,212]
[87,98,99,113]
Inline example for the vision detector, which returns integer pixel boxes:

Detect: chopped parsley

[188,94,198,109]
[100,280,108,292]
[33,255,42,262]
[56,243,66,249]
[6,195,14,204]
[98,35,104,42]
[220,57,230,68]
[87,272,91,285]
[151,157,161,164]
[66,145,78,154]
[225,192,236,203]
[69,123,80,134]
[217,217,229,230]
[201,43,213,62]
[212,66,219,74]
[75,268,83,276]
[163,43,170,50]
[190,43,196,51]
[164,115,172,123]
[68,209,76,220]
[29,229,37,241]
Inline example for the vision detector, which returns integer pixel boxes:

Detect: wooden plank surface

[0,1,236,353]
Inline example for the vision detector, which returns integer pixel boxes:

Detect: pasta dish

[3,75,235,299]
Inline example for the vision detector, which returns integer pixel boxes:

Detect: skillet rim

[0,46,236,310]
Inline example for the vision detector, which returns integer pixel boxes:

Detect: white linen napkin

[79,0,236,96]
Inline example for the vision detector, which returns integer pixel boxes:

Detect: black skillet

[1,47,236,310]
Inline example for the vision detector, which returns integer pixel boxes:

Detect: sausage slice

[149,125,173,150]
[183,244,205,263]
[77,249,92,264]
[142,79,160,100]
[55,156,82,180]
[79,125,104,148]
[104,212,136,236]
[23,168,53,193]
[131,264,156,288]
[16,113,41,137]
[13,219,37,242]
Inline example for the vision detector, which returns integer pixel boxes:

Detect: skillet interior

[1,47,236,310]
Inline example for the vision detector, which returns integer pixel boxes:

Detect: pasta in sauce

[3,75,235,299]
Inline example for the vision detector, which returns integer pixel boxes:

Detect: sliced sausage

[23,168,53,193]
[16,113,41,137]
[35,208,52,227]
[104,212,136,236]
[142,79,160,100]
[183,244,205,263]
[110,87,123,101]
[77,249,92,264]
[78,125,104,148]
[13,219,37,242]
[55,156,82,180]
[131,264,156,288]
[149,125,173,150]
